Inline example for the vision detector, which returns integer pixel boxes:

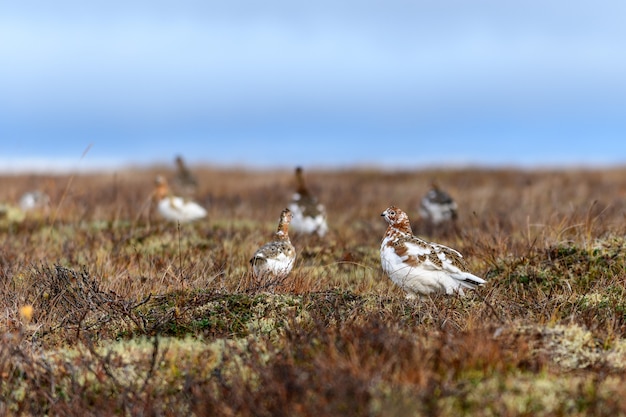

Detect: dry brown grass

[1,166,626,415]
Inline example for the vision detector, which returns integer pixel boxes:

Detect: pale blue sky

[2,1,626,171]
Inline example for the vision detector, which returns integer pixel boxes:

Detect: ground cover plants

[1,166,626,415]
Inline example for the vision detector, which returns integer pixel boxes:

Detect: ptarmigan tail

[453,272,486,290]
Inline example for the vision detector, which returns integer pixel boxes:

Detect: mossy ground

[2,167,626,415]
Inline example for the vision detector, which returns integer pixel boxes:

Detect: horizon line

[1,156,626,174]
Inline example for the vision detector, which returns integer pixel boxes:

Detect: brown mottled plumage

[380,206,484,297]
[250,208,296,290]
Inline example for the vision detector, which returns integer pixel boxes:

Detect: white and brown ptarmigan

[380,206,484,297]
[250,208,296,289]
[288,167,328,237]
[154,175,207,223]
[19,191,50,212]
[418,182,458,225]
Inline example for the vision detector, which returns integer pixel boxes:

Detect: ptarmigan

[19,191,50,212]
[172,155,199,197]
[418,182,458,225]
[154,175,207,223]
[288,166,328,237]
[380,206,484,297]
[250,208,296,290]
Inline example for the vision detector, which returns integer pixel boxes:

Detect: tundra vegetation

[1,167,626,416]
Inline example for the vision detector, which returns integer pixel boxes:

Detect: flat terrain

[2,166,626,416]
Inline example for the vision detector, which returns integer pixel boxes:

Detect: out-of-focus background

[2,0,625,171]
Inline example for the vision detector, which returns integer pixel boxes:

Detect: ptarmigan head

[381,206,412,233]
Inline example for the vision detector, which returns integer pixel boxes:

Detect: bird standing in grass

[418,182,458,225]
[380,206,484,297]
[250,208,296,290]
[288,166,328,237]
[154,175,207,223]
[19,191,50,212]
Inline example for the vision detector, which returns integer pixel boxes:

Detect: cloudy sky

[1,1,626,170]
